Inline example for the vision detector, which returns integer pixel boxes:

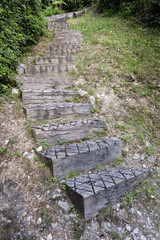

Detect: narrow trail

[16,12,149,221]
[0,10,159,240]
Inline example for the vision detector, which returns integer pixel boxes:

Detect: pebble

[24,153,35,161]
[133,228,139,234]
[46,234,52,240]
[27,216,32,222]
[140,235,147,240]
[130,207,135,214]
[22,211,27,217]
[37,146,43,152]
[37,217,42,225]
[131,233,138,240]
[137,211,142,216]
[125,224,132,232]
[12,88,19,95]
[51,193,61,200]
[89,96,96,108]
[4,139,9,146]
[23,151,28,157]
[58,201,70,213]
[78,89,88,97]
[143,164,147,168]
[51,222,57,229]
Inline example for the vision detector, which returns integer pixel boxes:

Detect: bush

[0,0,45,93]
[96,0,160,27]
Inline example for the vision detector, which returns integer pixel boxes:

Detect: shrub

[95,0,160,27]
[0,0,45,93]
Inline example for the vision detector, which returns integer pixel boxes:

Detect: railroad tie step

[37,138,122,180]
[66,167,150,221]
[22,89,78,105]
[48,21,69,31]
[44,43,81,55]
[23,102,93,120]
[31,117,105,145]
[24,63,74,76]
[16,75,73,89]
[34,55,76,65]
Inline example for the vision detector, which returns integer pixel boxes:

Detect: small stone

[125,224,132,232]
[131,233,138,240]
[23,151,29,157]
[37,217,42,225]
[157,82,160,88]
[75,77,86,86]
[46,205,50,208]
[51,222,57,229]
[140,235,147,240]
[133,228,139,234]
[37,146,43,152]
[116,203,120,210]
[130,74,136,81]
[24,153,35,161]
[12,88,19,95]
[143,164,146,168]
[22,211,27,217]
[51,193,61,200]
[56,189,61,193]
[46,234,52,240]
[130,207,134,214]
[150,195,155,199]
[78,89,88,97]
[89,96,96,108]
[27,216,32,222]
[140,155,145,161]
[137,211,142,216]
[4,139,9,146]
[58,201,70,213]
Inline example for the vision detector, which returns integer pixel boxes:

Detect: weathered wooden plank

[23,102,93,120]
[32,118,105,145]
[66,167,150,221]
[16,75,73,89]
[34,55,76,65]
[22,89,78,105]
[37,138,122,180]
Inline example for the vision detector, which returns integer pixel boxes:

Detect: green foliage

[0,0,45,93]
[96,0,160,27]
[122,192,134,205]
[64,0,92,12]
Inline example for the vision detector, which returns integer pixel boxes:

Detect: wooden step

[66,167,149,221]
[24,63,74,76]
[34,55,76,65]
[22,89,78,105]
[37,138,122,180]
[16,75,73,89]
[32,118,105,145]
[23,102,93,120]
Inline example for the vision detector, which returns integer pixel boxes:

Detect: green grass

[69,13,160,83]
[68,12,160,155]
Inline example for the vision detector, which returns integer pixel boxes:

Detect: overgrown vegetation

[69,12,160,154]
[0,0,45,93]
[96,0,160,27]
